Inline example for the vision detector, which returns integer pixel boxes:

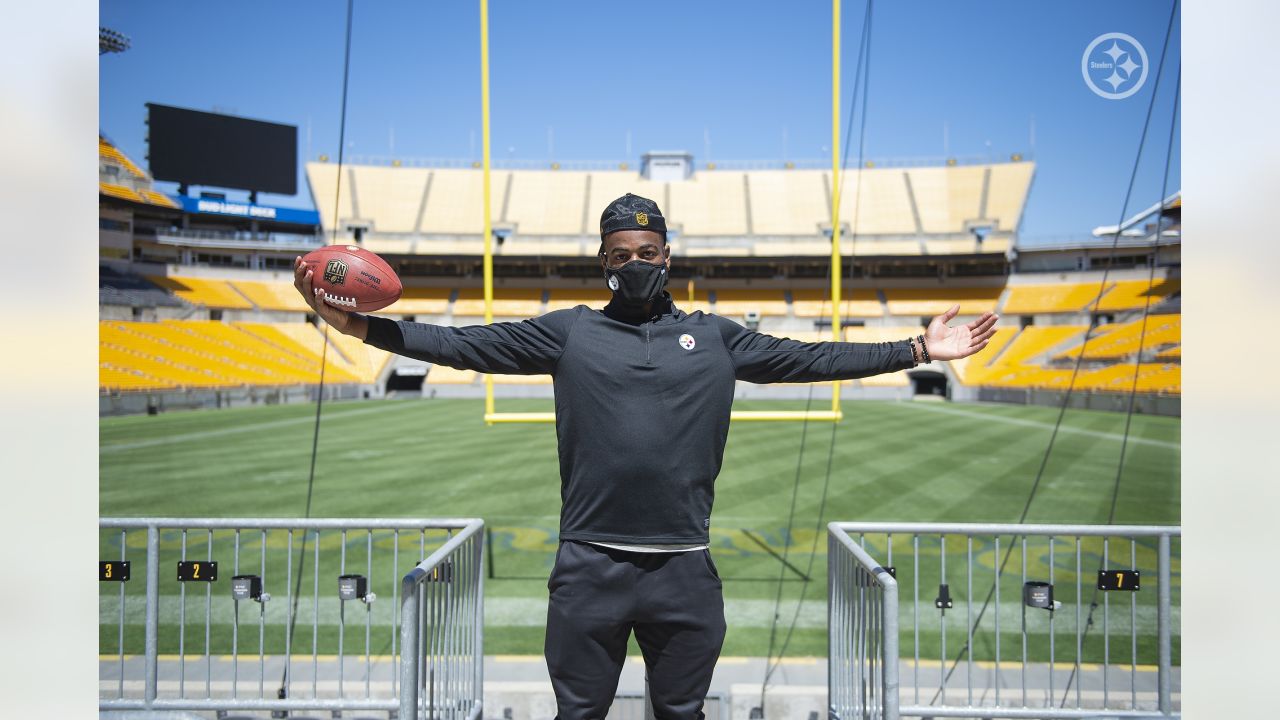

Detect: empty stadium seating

[230,280,312,312]
[1056,314,1181,360]
[908,165,985,234]
[452,288,544,318]
[882,287,1002,316]
[99,183,146,203]
[98,320,388,391]
[349,165,430,233]
[1002,283,1103,314]
[667,171,750,236]
[1001,279,1179,315]
[304,160,1036,258]
[747,171,826,235]
[424,168,511,235]
[145,276,254,309]
[947,327,1018,385]
[985,161,1036,232]
[545,288,611,313]
[385,287,452,315]
[1094,278,1180,311]
[711,289,789,318]
[504,171,590,235]
[99,136,179,208]
[791,288,882,318]
[99,137,146,179]
[949,318,1181,395]
[100,267,183,308]
[958,325,1087,388]
[835,169,915,236]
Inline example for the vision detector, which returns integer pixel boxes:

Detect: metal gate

[98,517,484,718]
[829,522,1179,719]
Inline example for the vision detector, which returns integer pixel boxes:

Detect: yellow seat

[712,290,789,317]
[145,276,254,309]
[882,287,1001,316]
[1002,284,1103,314]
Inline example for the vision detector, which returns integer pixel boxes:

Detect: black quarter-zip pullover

[364,294,915,544]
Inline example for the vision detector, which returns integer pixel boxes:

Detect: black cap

[599,193,667,243]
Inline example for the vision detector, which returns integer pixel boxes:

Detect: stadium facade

[99,139,1180,417]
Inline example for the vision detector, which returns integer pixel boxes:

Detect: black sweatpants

[544,540,727,720]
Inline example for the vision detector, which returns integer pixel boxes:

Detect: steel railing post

[882,570,899,720]
[475,534,485,718]
[1158,533,1172,716]
[401,571,422,720]
[144,524,160,707]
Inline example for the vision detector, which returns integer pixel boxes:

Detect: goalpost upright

[480,0,845,425]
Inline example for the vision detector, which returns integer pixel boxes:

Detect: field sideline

[100,397,1180,659]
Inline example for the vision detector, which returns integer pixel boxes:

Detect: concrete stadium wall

[99,303,194,322]
[418,383,914,402]
[977,386,1181,417]
[99,384,372,417]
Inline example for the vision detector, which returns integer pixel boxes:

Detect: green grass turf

[100,397,1179,661]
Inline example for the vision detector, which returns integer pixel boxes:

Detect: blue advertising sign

[172,195,320,226]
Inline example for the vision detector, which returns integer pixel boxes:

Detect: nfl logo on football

[324,259,348,285]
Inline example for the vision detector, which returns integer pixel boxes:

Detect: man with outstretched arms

[294,193,997,720]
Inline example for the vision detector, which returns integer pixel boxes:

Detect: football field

[100,397,1180,660]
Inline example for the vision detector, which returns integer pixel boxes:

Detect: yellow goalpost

[479,0,845,425]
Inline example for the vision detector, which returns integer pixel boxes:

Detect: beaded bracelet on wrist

[917,334,931,364]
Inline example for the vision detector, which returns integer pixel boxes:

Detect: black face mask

[604,259,668,307]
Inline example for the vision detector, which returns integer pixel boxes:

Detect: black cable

[759,0,874,702]
[775,0,876,670]
[928,1,1180,703]
[1059,63,1180,710]
[279,0,355,700]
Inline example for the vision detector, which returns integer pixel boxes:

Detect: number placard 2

[177,560,218,582]
[1097,569,1140,591]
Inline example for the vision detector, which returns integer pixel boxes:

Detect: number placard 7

[1097,569,1140,591]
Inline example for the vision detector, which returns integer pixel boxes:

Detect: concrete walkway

[101,654,1180,718]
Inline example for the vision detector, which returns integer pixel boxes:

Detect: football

[300,245,403,312]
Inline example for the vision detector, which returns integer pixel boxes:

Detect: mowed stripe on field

[100,402,416,453]
[100,595,1181,632]
[101,398,1179,656]
[898,402,1180,450]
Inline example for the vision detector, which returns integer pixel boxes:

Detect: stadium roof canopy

[1091,191,1181,239]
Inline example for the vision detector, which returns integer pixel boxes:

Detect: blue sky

[99,0,1180,242]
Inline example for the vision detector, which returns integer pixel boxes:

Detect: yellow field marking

[908,658,1160,672]
[493,654,543,662]
[100,654,1165,672]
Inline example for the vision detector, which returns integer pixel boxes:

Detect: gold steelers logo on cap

[635,212,649,226]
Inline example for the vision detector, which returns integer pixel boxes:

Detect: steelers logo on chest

[679,334,696,351]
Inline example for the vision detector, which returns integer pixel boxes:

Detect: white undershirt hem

[585,541,708,553]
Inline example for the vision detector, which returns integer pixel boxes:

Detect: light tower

[99,27,130,56]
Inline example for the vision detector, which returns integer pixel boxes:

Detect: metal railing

[830,523,901,720]
[98,517,484,718]
[400,521,485,720]
[829,522,1180,720]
